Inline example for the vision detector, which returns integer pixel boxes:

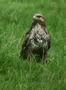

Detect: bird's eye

[37,16,41,18]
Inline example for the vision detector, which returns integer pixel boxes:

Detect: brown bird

[20,13,51,63]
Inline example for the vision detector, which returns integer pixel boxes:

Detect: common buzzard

[20,13,51,63]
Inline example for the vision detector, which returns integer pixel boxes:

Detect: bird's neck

[32,20,45,27]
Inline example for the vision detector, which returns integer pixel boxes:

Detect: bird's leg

[42,50,48,63]
[44,51,48,63]
[27,49,32,61]
[41,49,45,64]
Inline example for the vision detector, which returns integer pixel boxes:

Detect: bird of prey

[20,13,51,63]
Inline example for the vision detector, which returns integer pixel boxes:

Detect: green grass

[0,0,66,90]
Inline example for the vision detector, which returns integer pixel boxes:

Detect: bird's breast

[30,24,49,49]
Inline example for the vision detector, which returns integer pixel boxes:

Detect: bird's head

[33,13,45,24]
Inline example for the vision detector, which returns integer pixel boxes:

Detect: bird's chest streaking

[29,23,48,49]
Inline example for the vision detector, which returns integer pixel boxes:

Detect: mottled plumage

[20,13,51,63]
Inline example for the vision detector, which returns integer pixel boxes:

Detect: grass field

[0,0,66,90]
